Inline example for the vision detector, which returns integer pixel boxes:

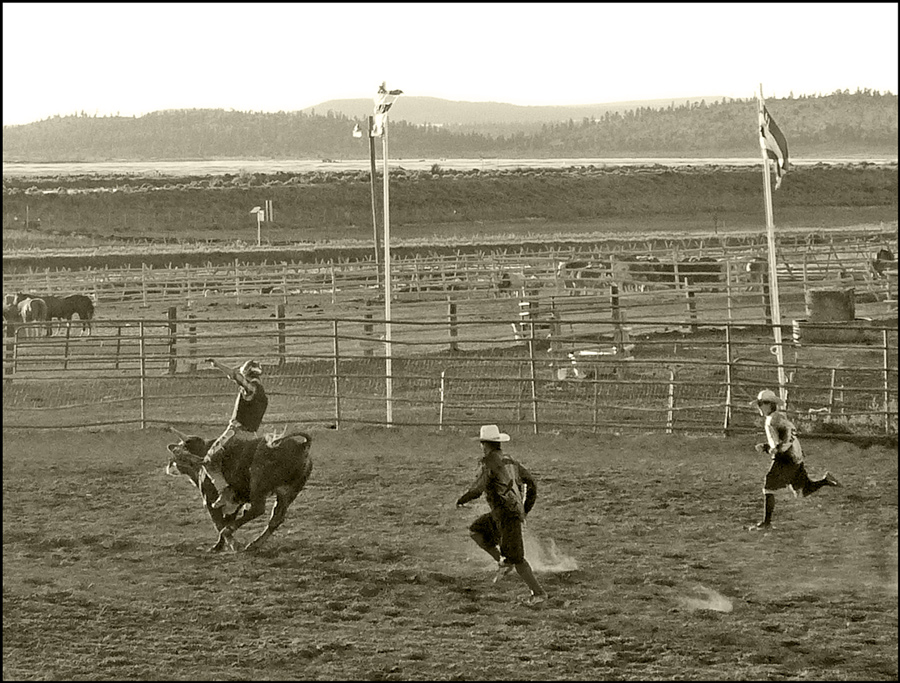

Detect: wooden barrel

[805,288,855,322]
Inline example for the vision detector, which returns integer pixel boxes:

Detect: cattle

[16,297,51,337]
[556,260,612,294]
[166,428,313,552]
[872,248,897,279]
[677,257,725,291]
[613,255,661,291]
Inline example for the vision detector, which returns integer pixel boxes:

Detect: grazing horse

[15,293,65,334]
[166,427,313,552]
[15,292,94,334]
[60,294,95,334]
[16,297,51,337]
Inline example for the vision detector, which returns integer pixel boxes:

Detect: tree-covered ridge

[3,90,896,162]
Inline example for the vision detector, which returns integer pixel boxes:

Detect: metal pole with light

[373,83,403,426]
[250,206,263,246]
[757,85,788,403]
[352,117,381,289]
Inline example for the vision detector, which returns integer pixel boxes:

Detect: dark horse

[15,292,94,334]
[60,294,95,334]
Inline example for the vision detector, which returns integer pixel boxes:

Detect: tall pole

[758,84,787,403]
[368,115,381,289]
[256,211,262,247]
[382,115,393,425]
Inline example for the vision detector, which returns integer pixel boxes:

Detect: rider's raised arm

[206,358,242,383]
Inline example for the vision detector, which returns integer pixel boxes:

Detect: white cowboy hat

[240,359,263,377]
[750,389,784,407]
[477,424,510,442]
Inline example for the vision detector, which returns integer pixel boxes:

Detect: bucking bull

[166,427,313,552]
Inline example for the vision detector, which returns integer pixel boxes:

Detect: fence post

[666,367,676,434]
[3,320,15,384]
[186,263,193,309]
[828,368,837,412]
[139,322,147,429]
[187,314,197,373]
[447,299,459,352]
[528,321,539,435]
[330,263,336,305]
[883,329,891,435]
[725,259,734,323]
[439,369,446,430]
[63,322,72,371]
[723,324,733,436]
[684,278,698,333]
[141,263,148,308]
[363,302,375,358]
[332,319,341,430]
[276,303,286,366]
[167,306,177,375]
[234,257,241,304]
[610,283,621,324]
[115,325,122,370]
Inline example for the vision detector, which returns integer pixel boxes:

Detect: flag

[759,105,789,189]
[373,81,403,137]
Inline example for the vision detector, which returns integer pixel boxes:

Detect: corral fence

[3,310,896,440]
[2,229,897,320]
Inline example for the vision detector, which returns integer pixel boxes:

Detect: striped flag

[759,105,789,189]
[373,82,403,137]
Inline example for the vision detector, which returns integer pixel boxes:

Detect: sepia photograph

[3,3,897,680]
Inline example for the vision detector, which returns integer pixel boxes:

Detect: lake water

[3,157,896,177]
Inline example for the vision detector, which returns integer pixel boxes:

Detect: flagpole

[368,115,381,289]
[382,113,393,426]
[758,84,787,403]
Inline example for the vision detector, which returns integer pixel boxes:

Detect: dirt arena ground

[3,427,897,680]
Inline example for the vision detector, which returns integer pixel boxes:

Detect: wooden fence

[3,314,896,439]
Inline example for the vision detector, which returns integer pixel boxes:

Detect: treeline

[2,90,897,162]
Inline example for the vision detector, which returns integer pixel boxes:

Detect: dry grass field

[3,427,896,680]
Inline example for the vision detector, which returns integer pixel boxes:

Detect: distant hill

[3,90,896,162]
[300,95,724,126]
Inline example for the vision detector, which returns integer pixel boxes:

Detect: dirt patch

[3,427,897,680]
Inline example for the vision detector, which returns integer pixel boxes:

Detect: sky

[3,2,898,126]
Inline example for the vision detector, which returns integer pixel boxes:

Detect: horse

[15,292,94,335]
[166,427,313,553]
[16,297,51,338]
[59,294,95,334]
[15,293,65,334]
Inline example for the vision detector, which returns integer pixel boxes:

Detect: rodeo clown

[749,389,842,531]
[202,358,269,514]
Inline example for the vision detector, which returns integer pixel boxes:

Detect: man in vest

[456,424,549,607]
[749,389,841,531]
[202,358,269,514]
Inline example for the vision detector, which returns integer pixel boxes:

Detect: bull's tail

[265,426,312,450]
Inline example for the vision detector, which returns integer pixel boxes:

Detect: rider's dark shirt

[231,379,268,432]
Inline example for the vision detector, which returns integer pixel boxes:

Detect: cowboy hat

[477,424,510,442]
[750,389,784,407]
[240,359,263,377]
